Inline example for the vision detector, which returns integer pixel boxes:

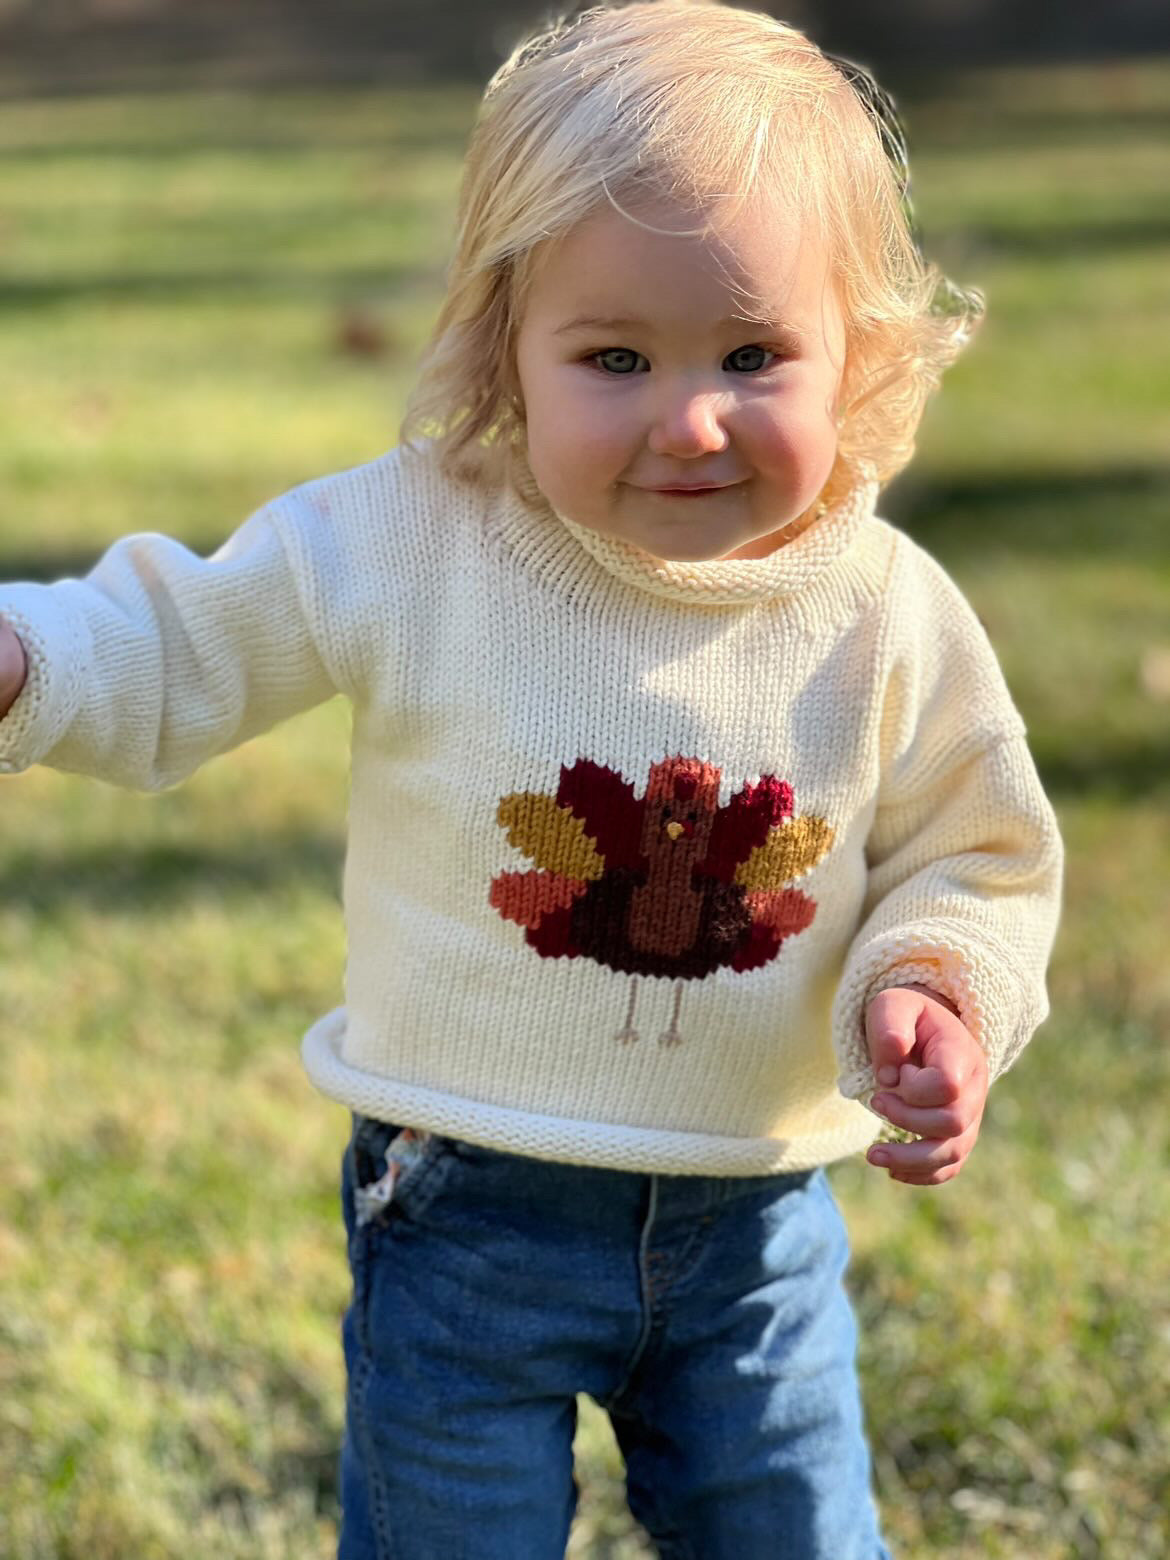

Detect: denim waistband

[347,1111,817,1222]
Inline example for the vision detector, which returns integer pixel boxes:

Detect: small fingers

[896,1046,984,1107]
[870,1092,970,1140]
[918,1026,989,1095]
[867,1124,979,1186]
[888,1163,963,1187]
[865,988,923,1088]
[901,1059,961,1106]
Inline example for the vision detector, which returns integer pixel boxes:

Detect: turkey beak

[664,821,686,842]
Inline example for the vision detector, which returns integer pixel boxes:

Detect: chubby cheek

[525,383,629,509]
[742,396,839,496]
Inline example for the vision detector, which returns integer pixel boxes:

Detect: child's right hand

[863,984,990,1185]
[0,619,28,718]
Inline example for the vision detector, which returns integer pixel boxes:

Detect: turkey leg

[658,980,685,1047]
[614,976,640,1043]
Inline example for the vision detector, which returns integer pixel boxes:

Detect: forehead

[526,196,836,328]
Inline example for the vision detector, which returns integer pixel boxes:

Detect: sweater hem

[301,1007,880,1177]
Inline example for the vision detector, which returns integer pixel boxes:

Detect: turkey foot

[614,976,641,1043]
[658,981,685,1047]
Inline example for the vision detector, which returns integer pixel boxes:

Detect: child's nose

[646,390,730,457]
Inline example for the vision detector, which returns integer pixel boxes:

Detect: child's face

[514,196,847,562]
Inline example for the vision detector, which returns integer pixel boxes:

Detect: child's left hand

[863,983,990,1186]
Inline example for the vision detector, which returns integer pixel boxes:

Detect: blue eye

[589,344,778,374]
[725,345,773,372]
[593,348,645,375]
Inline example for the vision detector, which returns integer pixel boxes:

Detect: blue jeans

[339,1114,891,1560]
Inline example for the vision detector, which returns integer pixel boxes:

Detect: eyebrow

[552,314,807,339]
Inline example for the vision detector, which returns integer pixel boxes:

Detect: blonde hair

[400,0,983,509]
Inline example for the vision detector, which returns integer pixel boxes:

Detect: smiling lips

[647,483,738,496]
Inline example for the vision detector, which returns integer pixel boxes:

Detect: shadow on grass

[0,123,475,162]
[224,1355,341,1527]
[887,462,1170,803]
[0,545,111,582]
[0,524,294,580]
[0,258,441,313]
[941,215,1170,256]
[906,107,1170,147]
[1035,734,1170,802]
[7,827,344,912]
[885,461,1169,560]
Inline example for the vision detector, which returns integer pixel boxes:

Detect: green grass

[2,62,1169,1559]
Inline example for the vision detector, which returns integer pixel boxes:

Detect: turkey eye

[686,811,698,823]
[725,344,771,372]
[660,806,672,822]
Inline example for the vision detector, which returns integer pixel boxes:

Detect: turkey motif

[489,756,834,1046]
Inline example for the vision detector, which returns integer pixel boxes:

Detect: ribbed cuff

[0,590,87,773]
[833,921,1047,1105]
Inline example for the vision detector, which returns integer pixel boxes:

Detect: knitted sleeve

[833,535,1063,1103]
[0,500,345,791]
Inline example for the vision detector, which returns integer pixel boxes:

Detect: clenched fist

[864,982,990,1187]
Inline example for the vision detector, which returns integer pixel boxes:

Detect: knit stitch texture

[0,442,1063,1174]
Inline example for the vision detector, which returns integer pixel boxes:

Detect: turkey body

[565,866,753,979]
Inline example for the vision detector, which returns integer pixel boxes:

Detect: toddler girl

[0,3,1063,1556]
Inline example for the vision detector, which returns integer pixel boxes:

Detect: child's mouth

[651,486,727,497]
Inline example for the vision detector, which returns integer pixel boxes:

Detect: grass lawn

[1,61,1168,1559]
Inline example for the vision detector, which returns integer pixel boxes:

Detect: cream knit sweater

[0,443,1062,1174]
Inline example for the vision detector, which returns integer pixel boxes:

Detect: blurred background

[0,0,1169,85]
[0,2,1167,1557]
